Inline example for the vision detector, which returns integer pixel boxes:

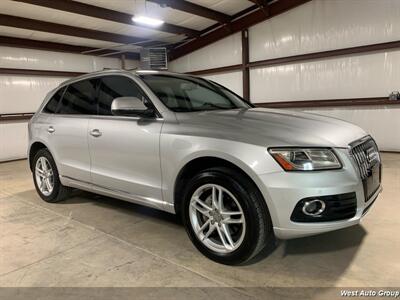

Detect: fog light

[302,199,326,216]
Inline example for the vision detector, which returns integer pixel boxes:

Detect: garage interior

[0,0,399,298]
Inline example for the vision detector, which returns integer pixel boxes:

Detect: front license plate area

[363,163,381,202]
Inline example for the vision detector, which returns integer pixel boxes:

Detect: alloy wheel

[35,157,54,196]
[189,184,246,253]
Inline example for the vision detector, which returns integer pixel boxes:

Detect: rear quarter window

[57,79,98,115]
[43,87,65,113]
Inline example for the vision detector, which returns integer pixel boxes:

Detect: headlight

[268,148,342,171]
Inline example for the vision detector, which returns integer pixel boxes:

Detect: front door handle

[47,126,55,133]
[90,129,102,137]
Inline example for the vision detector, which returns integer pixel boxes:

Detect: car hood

[174,108,367,148]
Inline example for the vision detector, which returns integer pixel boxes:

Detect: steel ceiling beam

[169,0,310,61]
[0,14,161,46]
[0,36,140,60]
[0,68,84,77]
[248,0,270,6]
[148,0,231,23]
[247,0,271,16]
[242,29,250,101]
[12,0,199,37]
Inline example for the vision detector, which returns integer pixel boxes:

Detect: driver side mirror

[111,97,154,117]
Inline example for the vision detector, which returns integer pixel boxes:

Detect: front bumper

[274,186,381,239]
[257,148,382,239]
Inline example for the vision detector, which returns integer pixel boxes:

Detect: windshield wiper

[196,103,231,110]
[172,103,233,112]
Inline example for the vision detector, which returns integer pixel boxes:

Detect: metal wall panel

[124,59,140,70]
[168,32,242,73]
[166,1,400,151]
[249,0,400,62]
[298,107,400,151]
[0,121,28,161]
[0,46,122,72]
[0,75,67,114]
[250,50,400,102]
[202,71,243,97]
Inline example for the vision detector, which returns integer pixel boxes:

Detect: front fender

[160,134,281,226]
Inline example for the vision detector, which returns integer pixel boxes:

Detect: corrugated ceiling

[0,0,254,54]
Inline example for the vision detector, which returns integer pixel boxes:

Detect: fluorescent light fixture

[132,15,164,27]
[136,70,158,73]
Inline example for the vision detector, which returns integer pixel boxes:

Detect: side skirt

[60,175,175,214]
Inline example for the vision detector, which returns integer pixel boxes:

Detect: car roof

[58,69,193,87]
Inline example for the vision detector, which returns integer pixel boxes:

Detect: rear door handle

[47,126,55,133]
[90,129,102,137]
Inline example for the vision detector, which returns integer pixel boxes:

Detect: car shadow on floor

[63,189,182,224]
[70,190,367,270]
[248,225,366,264]
[283,225,367,255]
[17,188,367,275]
[244,227,367,287]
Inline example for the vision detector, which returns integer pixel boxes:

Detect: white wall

[300,107,400,152]
[169,32,242,73]
[0,122,28,162]
[125,59,140,70]
[202,71,243,97]
[0,47,138,161]
[250,51,400,102]
[169,33,243,96]
[0,47,123,72]
[0,75,68,114]
[169,0,400,151]
[248,0,400,62]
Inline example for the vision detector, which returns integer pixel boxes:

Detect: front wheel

[181,167,275,265]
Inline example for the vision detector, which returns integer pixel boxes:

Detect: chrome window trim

[39,112,164,122]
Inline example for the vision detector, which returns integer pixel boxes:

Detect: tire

[32,148,71,203]
[181,166,274,265]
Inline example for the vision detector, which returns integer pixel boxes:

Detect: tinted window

[43,87,65,113]
[97,76,147,115]
[58,79,98,115]
[140,75,250,112]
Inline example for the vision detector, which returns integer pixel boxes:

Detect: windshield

[139,74,251,112]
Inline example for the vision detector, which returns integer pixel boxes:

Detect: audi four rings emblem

[366,147,379,165]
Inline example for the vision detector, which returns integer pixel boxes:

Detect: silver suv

[29,70,382,265]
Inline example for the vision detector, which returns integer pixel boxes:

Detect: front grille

[349,136,380,180]
[350,136,382,202]
[362,197,377,216]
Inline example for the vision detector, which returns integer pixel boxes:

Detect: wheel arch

[28,140,53,172]
[173,155,274,220]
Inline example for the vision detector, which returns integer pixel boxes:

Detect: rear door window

[57,79,98,115]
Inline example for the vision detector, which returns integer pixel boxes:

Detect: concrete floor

[0,154,399,295]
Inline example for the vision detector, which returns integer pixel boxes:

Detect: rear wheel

[181,167,274,265]
[33,149,71,203]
